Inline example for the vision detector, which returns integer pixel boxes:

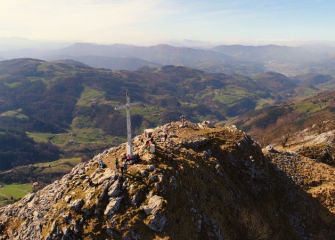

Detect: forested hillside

[0,58,334,169]
[0,129,59,170]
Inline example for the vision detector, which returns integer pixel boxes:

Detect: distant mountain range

[1,42,335,76]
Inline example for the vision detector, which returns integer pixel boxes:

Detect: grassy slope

[0,183,32,206]
[0,157,81,206]
[237,89,335,144]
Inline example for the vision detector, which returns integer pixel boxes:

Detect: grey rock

[124,229,141,240]
[106,228,116,237]
[131,188,146,207]
[104,197,123,216]
[147,165,156,172]
[146,212,167,233]
[215,164,224,176]
[142,195,165,216]
[70,199,84,212]
[64,195,72,203]
[148,175,158,184]
[97,169,115,185]
[140,170,148,177]
[108,179,122,197]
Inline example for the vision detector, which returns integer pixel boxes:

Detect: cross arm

[114,102,143,111]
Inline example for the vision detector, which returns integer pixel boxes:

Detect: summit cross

[114,91,142,158]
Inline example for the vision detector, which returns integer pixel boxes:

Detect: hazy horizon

[1,36,335,50]
[1,0,335,47]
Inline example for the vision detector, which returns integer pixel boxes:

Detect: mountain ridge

[0,122,334,239]
[2,43,335,76]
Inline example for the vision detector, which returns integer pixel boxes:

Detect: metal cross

[115,91,142,158]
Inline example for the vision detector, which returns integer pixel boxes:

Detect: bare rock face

[0,121,334,240]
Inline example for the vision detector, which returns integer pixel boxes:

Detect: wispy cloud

[0,0,334,43]
[0,0,173,42]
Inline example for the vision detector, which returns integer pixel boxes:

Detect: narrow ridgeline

[0,122,334,240]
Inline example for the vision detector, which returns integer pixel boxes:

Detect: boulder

[104,197,123,216]
[70,199,84,212]
[131,188,146,207]
[97,168,115,185]
[142,195,166,216]
[106,228,116,237]
[108,179,122,197]
[140,170,148,177]
[146,212,167,233]
[147,165,156,172]
[64,195,72,203]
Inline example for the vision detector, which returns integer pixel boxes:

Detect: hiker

[133,154,140,164]
[120,161,124,176]
[145,140,151,150]
[115,158,119,173]
[160,131,168,142]
[150,143,155,154]
[180,114,186,127]
[124,161,128,174]
[98,159,106,169]
[145,138,154,151]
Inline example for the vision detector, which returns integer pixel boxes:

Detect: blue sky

[0,0,334,44]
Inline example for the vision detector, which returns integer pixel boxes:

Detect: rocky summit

[0,121,335,240]
[266,120,335,216]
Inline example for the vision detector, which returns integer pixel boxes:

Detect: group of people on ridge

[97,115,188,176]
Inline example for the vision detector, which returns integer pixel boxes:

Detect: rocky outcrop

[265,122,335,215]
[142,195,167,232]
[104,196,123,216]
[0,121,334,240]
[267,150,335,215]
